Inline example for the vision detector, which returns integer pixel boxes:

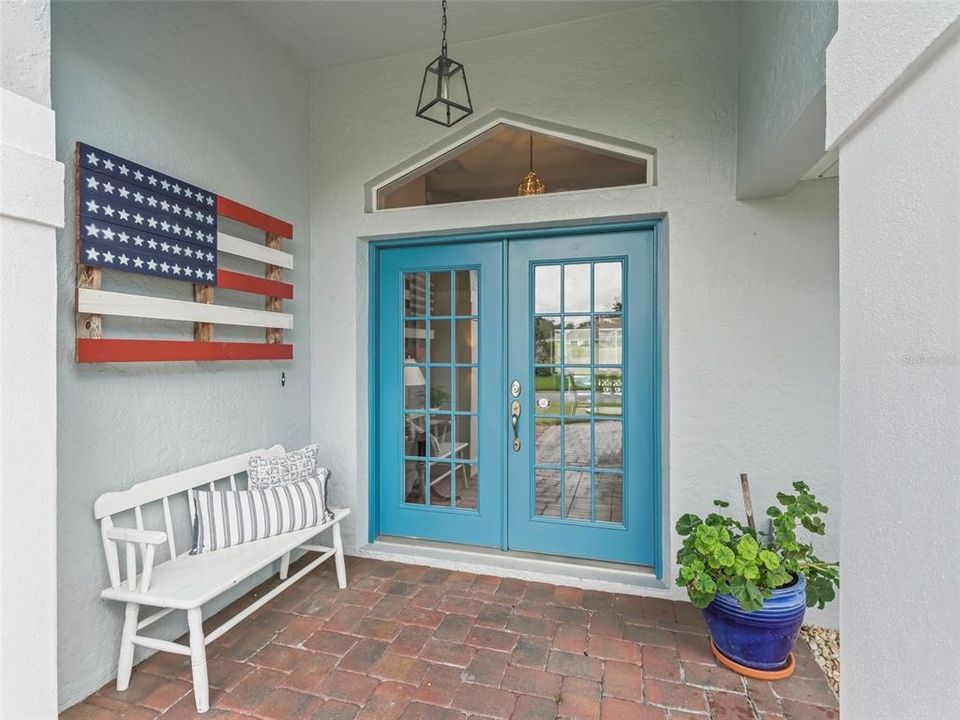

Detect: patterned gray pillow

[248,444,320,489]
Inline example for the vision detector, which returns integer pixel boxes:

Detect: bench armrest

[105,528,168,592]
[105,527,168,545]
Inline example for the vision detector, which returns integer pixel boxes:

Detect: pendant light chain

[441,0,448,57]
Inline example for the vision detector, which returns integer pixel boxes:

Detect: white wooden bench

[93,445,349,713]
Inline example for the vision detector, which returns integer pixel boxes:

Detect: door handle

[510,399,521,452]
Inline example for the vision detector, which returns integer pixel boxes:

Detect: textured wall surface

[0,0,51,107]
[737,0,837,197]
[51,2,311,709]
[309,3,841,623]
[829,5,960,718]
[826,0,960,146]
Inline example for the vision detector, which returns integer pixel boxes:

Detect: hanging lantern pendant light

[518,134,546,196]
[416,0,474,127]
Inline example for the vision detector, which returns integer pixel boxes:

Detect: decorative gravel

[801,625,839,693]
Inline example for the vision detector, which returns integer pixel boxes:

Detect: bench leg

[187,607,209,713]
[116,602,139,691]
[279,551,291,580]
[332,522,347,589]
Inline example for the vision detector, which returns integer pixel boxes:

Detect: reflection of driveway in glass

[535,421,623,466]
[594,421,623,468]
[533,421,623,523]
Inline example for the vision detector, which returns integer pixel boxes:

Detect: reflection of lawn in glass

[534,373,621,416]
[534,402,621,417]
[535,403,580,420]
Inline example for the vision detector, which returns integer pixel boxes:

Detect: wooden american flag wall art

[74,142,295,363]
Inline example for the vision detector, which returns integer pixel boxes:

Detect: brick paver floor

[62,556,839,720]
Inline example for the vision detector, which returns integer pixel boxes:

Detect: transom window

[376,121,653,210]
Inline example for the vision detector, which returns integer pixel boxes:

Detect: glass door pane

[402,269,480,510]
[531,262,624,523]
[378,242,503,548]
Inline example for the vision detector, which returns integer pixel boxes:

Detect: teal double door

[374,227,659,566]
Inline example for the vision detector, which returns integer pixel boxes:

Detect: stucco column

[827,3,960,718]
[0,1,64,717]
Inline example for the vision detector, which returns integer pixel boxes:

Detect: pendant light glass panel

[417,56,472,127]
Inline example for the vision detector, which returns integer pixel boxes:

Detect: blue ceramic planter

[702,574,807,671]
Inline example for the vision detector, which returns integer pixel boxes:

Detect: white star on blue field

[77,142,218,285]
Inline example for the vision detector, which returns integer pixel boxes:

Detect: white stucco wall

[310,3,841,622]
[1,3,63,715]
[826,0,960,147]
[51,2,311,709]
[0,0,52,107]
[737,0,837,198]
[828,3,960,718]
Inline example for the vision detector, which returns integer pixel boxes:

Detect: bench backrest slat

[100,515,121,588]
[162,496,177,561]
[93,445,284,519]
[134,505,147,563]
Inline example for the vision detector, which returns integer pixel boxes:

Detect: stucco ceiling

[233,0,638,70]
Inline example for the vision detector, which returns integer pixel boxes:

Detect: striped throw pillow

[190,475,333,554]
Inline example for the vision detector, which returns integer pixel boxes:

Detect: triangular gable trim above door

[363,110,658,213]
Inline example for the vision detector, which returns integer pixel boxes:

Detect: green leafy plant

[675,481,839,612]
[429,386,449,409]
